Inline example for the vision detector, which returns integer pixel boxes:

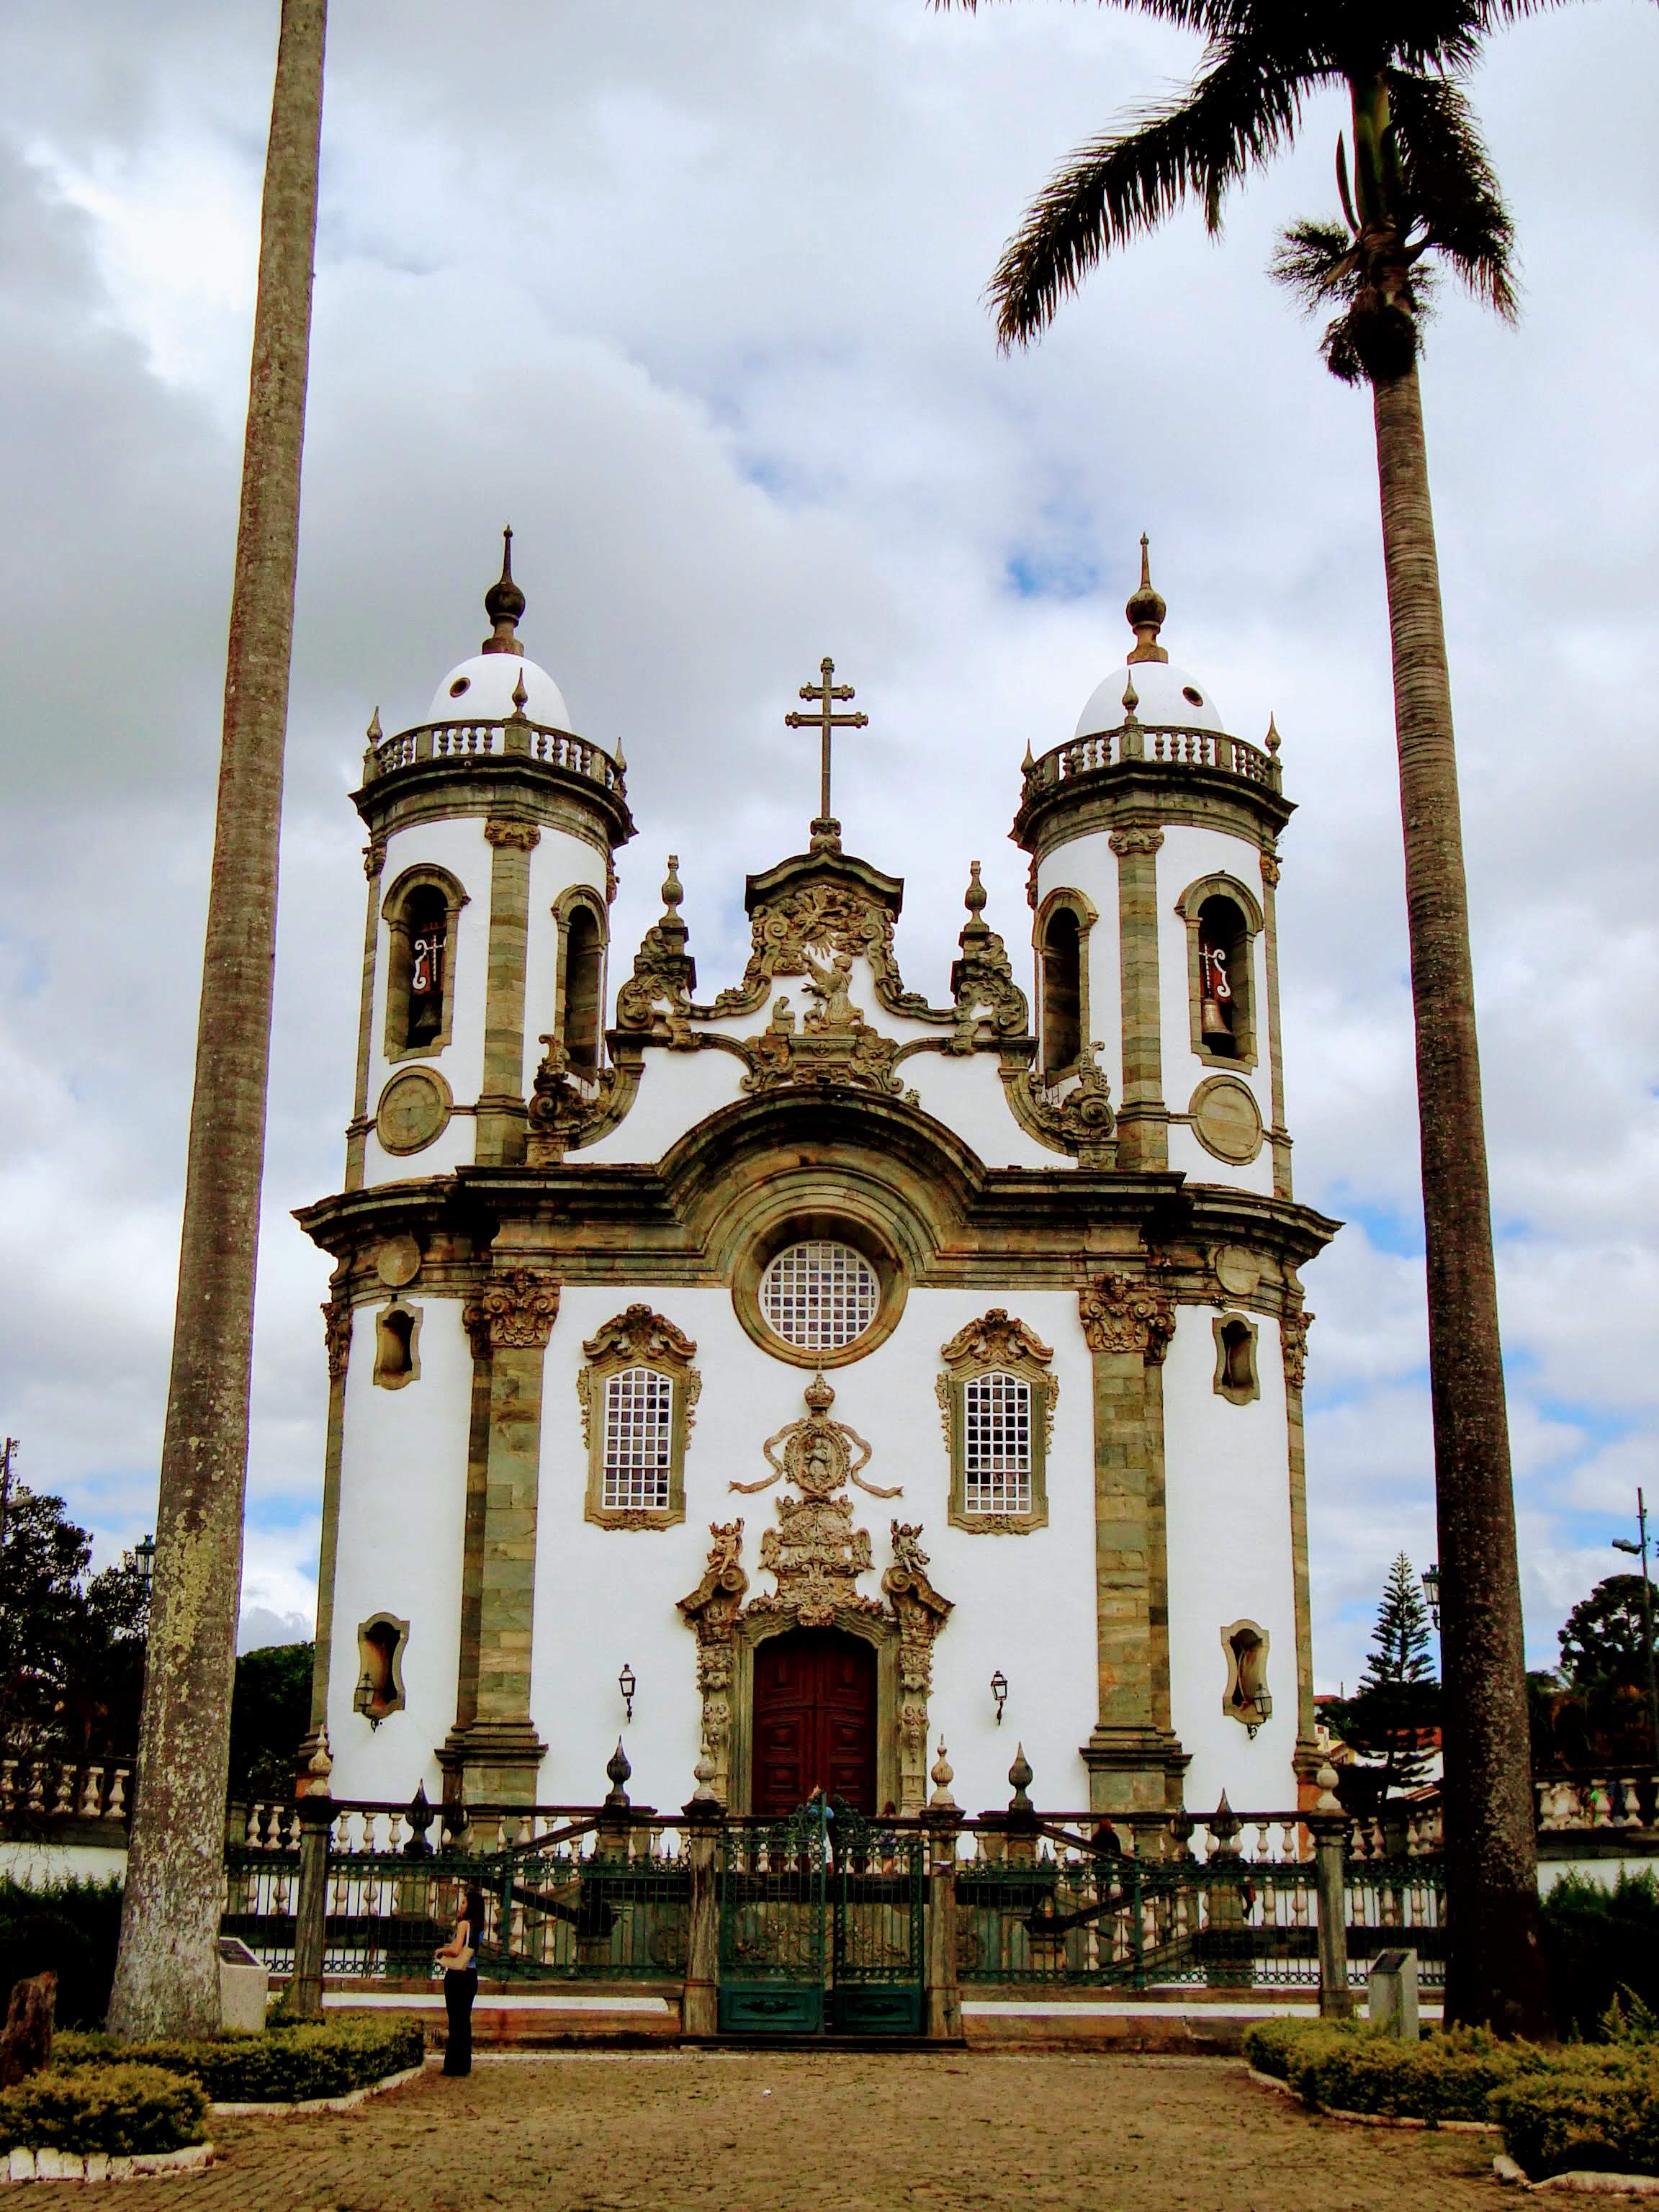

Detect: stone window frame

[372,1298,423,1390]
[732,1211,907,1372]
[1033,886,1098,1085]
[935,1311,1058,1534]
[577,1306,701,1529]
[1211,1310,1259,1406]
[1176,871,1263,1074]
[355,1611,409,1725]
[552,884,610,1072]
[382,862,469,1064]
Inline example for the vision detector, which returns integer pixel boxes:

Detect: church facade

[297,539,1337,1822]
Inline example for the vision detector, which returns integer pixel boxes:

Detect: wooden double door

[752,1629,877,1817]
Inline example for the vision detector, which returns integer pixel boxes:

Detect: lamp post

[135,1534,156,1588]
[618,1665,637,1727]
[1611,1488,1659,1772]
[1421,1563,1442,1631]
[990,1670,1008,1727]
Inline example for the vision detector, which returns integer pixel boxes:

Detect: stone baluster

[0,1760,14,1812]
[52,1764,74,1815]
[27,1764,45,1813]
[78,1766,102,1817]
[107,1767,128,1821]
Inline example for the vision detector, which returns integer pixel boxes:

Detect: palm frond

[990,40,1321,344]
[1386,70,1519,318]
[1270,219,1357,313]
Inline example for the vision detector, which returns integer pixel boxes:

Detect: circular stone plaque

[376,1232,423,1288]
[1189,1076,1264,1166]
[1213,1244,1262,1298]
[376,1067,452,1156]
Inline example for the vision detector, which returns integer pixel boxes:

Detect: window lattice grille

[963,1370,1033,1515]
[602,1366,674,1511]
[760,1241,878,1351]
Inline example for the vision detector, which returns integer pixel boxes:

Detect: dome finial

[482,525,526,657]
[1125,533,1168,666]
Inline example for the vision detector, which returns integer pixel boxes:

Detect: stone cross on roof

[784,656,868,853]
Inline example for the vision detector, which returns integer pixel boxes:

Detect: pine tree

[1342,1554,1442,1795]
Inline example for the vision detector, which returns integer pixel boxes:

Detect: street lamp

[1611,1488,1659,1769]
[618,1664,637,1726]
[1421,1563,1442,1630]
[990,1670,1008,1726]
[134,1534,156,1587]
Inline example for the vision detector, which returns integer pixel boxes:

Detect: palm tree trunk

[107,0,327,2041]
[1370,363,1548,2036]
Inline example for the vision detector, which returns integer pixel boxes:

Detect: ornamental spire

[1125,534,1168,665]
[482,525,526,657]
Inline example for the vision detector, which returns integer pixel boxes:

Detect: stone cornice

[351,752,634,855]
[1013,757,1293,859]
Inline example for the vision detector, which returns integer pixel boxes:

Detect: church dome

[430,652,572,730]
[1074,536,1225,737]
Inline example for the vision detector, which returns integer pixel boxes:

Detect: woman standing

[435,1887,484,2077]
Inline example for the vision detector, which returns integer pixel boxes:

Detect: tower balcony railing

[1024,721,1280,797]
[364,716,625,795]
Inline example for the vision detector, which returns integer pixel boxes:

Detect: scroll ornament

[1078,1269,1177,1364]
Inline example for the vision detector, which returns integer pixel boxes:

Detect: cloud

[0,0,1653,1695]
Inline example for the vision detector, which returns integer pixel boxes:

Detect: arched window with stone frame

[577,1305,701,1529]
[554,886,608,1074]
[1035,888,1095,1084]
[382,863,468,1061]
[1177,873,1263,1071]
[936,1311,1058,1534]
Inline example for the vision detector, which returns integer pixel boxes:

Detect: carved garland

[1077,1270,1177,1364]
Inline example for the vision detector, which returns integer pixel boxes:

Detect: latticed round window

[760,1240,879,1352]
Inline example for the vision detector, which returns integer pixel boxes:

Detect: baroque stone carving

[525,1038,636,1164]
[363,837,387,879]
[483,819,541,851]
[882,1524,953,1794]
[462,1266,561,1354]
[947,863,1030,1051]
[708,876,935,1025]
[736,995,919,1105]
[322,1299,353,1382]
[1003,1043,1117,1166]
[1108,827,1164,857]
[935,1310,1058,1455]
[614,858,698,1046]
[677,1521,750,1794]
[1260,850,1282,887]
[576,1305,701,1450]
[1281,1307,1314,1392]
[730,1372,900,1503]
[1078,1269,1177,1364]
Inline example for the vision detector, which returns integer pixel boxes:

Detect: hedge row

[0,2066,209,2156]
[1243,2018,1659,2179]
[53,2015,426,2103]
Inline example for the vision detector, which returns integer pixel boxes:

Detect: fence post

[923,1750,963,2042]
[1311,1805,1352,2020]
[679,1760,722,2041]
[289,1787,333,2023]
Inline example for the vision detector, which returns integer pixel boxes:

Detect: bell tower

[346,534,634,1187]
[1012,541,1294,1196]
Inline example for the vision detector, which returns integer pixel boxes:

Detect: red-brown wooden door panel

[752,1629,877,1816]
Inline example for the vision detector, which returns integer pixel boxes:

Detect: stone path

[22,2051,1503,2210]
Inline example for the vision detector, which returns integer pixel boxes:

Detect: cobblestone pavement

[24,2052,1503,2211]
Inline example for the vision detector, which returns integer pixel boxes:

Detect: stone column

[1078,1270,1187,1813]
[1282,1304,1322,1793]
[288,1785,333,2022]
[441,1264,559,1805]
[475,819,539,1166]
[1259,848,1293,1200]
[923,1802,963,2043]
[344,837,385,1192]
[679,1789,723,2041]
[297,1295,353,1777]
[1109,825,1167,1172]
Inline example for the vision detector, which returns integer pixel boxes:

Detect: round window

[449,675,472,698]
[760,1241,878,1352]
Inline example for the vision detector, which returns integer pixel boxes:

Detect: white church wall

[577,1048,748,1164]
[1165,1120,1276,1196]
[325,1299,474,1802]
[1034,836,1123,1099]
[1156,822,1277,1192]
[520,828,608,1098]
[1161,1308,1300,1811]
[524,1282,1099,1813]
[899,1055,1066,1172]
[360,816,493,1188]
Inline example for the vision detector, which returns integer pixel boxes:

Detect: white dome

[429,653,572,731]
[1074,657,1224,739]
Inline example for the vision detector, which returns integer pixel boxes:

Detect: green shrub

[0,2065,208,2155]
[53,2015,424,2103]
[0,1879,124,2030]
[1241,2018,1359,2081]
[1542,1871,1659,2040]
[1302,2026,1547,2121]
[1492,2062,1659,2180]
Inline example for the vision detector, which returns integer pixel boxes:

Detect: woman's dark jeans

[443,1968,478,2075]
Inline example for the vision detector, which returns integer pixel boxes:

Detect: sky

[0,0,1653,1688]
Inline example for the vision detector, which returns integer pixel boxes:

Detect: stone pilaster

[345,840,385,1192]
[298,1296,353,1776]
[441,1264,559,1804]
[475,819,539,1166]
[1282,1305,1321,1794]
[1077,1270,1187,1812]
[1260,848,1293,1200]
[1110,826,1167,1171]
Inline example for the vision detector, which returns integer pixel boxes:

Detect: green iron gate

[717,1800,925,2035]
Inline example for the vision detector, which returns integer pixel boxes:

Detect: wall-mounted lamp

[1245,1686,1273,1740]
[134,1534,156,1586]
[1420,1563,1442,1629]
[990,1669,1008,1726]
[353,1670,382,1730]
[619,1663,637,1726]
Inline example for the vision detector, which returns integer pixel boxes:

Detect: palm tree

[941,0,1551,2033]
[107,0,328,2039]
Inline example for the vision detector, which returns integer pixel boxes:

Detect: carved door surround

[678,1375,951,1815]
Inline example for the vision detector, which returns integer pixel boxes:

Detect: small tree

[1337,1554,1441,1795]
[1560,1577,1659,1696]
[0,1488,150,1765]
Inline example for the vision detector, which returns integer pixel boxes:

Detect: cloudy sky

[0,1,1653,1687]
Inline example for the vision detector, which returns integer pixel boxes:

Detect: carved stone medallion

[375,1066,452,1155]
[1189,1074,1264,1165]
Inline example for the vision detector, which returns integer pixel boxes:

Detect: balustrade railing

[1022,722,1280,799]
[364,717,624,793]
[0,1756,132,1827]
